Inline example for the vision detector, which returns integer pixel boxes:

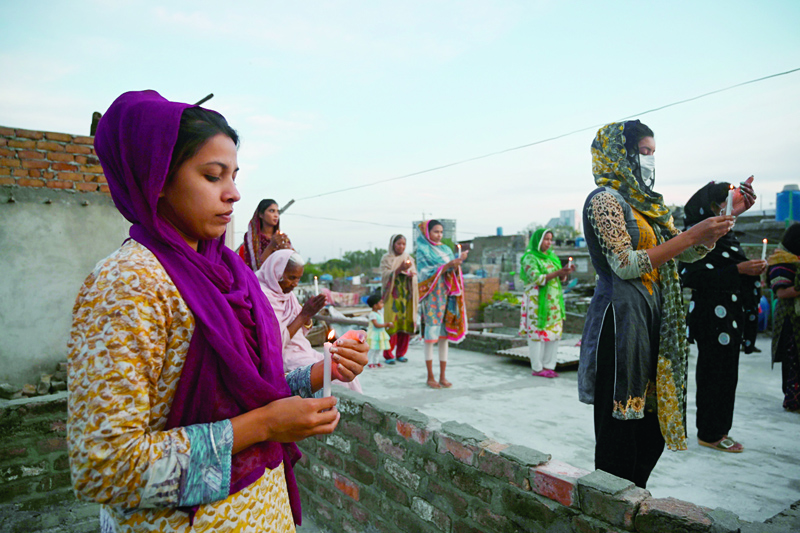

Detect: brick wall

[0,393,98,532]
[463,277,500,321]
[0,392,795,532]
[295,388,789,533]
[0,126,107,193]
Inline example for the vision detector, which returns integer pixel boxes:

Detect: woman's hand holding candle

[312,329,368,393]
[728,176,757,217]
[762,238,768,261]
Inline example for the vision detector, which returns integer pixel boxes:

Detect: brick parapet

[0,126,108,194]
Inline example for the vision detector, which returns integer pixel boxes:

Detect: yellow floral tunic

[67,240,297,533]
[520,258,565,342]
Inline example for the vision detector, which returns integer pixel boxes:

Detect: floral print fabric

[520,256,564,341]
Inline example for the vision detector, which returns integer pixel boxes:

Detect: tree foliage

[301,247,387,281]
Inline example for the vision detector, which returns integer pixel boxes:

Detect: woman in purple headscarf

[66,90,368,532]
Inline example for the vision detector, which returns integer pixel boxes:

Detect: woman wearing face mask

[680,181,765,453]
[519,228,575,378]
[577,120,755,488]
[257,250,362,392]
[416,220,468,388]
[238,198,292,270]
[379,234,419,364]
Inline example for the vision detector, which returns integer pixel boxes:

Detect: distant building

[545,209,576,230]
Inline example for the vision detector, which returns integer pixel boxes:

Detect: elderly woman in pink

[258,249,362,393]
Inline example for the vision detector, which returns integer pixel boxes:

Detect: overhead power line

[287,212,483,235]
[295,67,800,202]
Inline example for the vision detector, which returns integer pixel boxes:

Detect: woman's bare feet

[439,378,452,388]
[427,378,441,389]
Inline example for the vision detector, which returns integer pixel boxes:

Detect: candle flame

[763,239,768,243]
[729,184,735,190]
[327,330,336,341]
[569,257,573,260]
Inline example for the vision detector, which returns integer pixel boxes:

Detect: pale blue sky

[2,1,799,260]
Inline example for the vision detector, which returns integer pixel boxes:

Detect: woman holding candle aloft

[680,181,765,453]
[416,220,468,388]
[520,228,575,378]
[257,249,363,393]
[379,234,419,364]
[767,222,800,411]
[238,198,292,270]
[577,120,754,488]
[68,91,367,532]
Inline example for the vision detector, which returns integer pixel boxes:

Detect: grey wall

[0,186,130,385]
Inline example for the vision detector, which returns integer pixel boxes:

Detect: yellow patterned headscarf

[591,122,677,233]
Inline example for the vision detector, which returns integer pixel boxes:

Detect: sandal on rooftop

[698,436,744,453]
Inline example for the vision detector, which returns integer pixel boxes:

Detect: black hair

[392,234,406,246]
[166,107,238,182]
[622,120,654,156]
[782,222,800,256]
[257,198,280,232]
[428,219,443,232]
[366,294,382,308]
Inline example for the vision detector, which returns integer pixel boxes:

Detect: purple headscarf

[94,90,302,523]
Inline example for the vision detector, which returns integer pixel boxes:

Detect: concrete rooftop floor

[341,333,799,525]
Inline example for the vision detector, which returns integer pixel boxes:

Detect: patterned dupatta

[415,221,468,342]
[379,234,419,321]
[591,121,689,451]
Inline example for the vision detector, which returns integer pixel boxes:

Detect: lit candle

[322,330,335,397]
[761,238,768,261]
[568,257,573,269]
[314,276,319,295]
[457,244,462,257]
[725,185,734,216]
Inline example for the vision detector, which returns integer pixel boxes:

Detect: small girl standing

[366,294,392,368]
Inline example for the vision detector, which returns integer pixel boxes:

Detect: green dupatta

[519,228,565,329]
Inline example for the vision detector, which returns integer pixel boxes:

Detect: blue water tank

[776,184,800,222]
[496,227,503,236]
[575,236,586,248]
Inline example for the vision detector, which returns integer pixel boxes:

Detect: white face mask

[638,154,655,189]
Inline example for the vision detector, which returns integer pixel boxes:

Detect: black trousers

[593,310,665,488]
[695,336,740,443]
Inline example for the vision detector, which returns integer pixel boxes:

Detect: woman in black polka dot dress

[680,181,766,453]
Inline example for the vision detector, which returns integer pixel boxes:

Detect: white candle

[314,276,319,295]
[322,342,332,397]
[725,185,734,216]
[568,257,573,269]
[761,239,768,261]
[457,244,462,257]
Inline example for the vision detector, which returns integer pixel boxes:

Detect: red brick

[0,126,14,136]
[0,138,6,146]
[8,140,35,149]
[0,157,21,168]
[0,148,13,157]
[18,150,46,160]
[28,170,41,178]
[36,141,64,152]
[73,135,94,145]
[59,172,83,181]
[0,177,14,185]
[99,184,110,193]
[333,473,360,501]
[92,174,107,183]
[0,168,9,176]
[437,435,475,465]
[74,155,88,164]
[396,420,432,444]
[46,180,73,190]
[47,152,75,163]
[42,171,55,179]
[66,143,91,154]
[44,132,71,142]
[76,182,98,191]
[15,129,44,140]
[18,178,45,187]
[374,434,405,461]
[13,169,28,177]
[52,162,78,172]
[532,460,589,508]
[80,164,104,173]
[21,160,49,169]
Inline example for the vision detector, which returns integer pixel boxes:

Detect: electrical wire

[287,212,484,235]
[294,67,800,202]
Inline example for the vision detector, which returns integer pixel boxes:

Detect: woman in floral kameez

[767,222,800,411]
[379,234,419,364]
[67,90,367,532]
[416,220,468,388]
[577,120,753,488]
[519,228,574,378]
